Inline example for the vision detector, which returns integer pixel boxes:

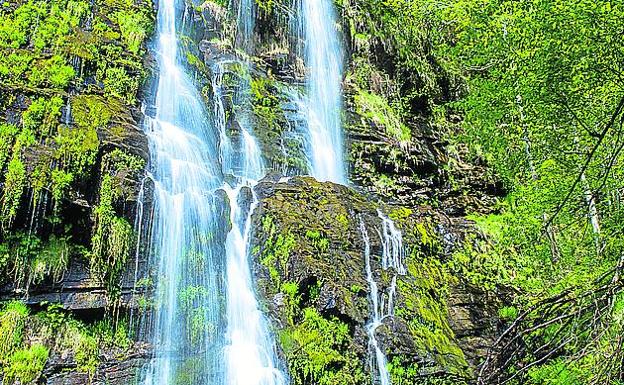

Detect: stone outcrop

[44,343,149,385]
[0,1,509,384]
[249,176,501,384]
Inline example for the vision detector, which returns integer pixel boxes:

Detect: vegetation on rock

[0,0,154,296]
[1,0,622,384]
[0,300,134,384]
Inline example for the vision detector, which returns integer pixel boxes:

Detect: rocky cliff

[0,1,508,384]
[0,0,154,383]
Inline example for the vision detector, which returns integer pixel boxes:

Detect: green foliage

[259,215,296,287]
[177,285,215,348]
[526,359,583,385]
[0,231,74,288]
[343,0,449,116]
[28,55,75,88]
[255,189,373,385]
[389,355,467,385]
[498,306,518,322]
[390,0,624,381]
[397,253,467,373]
[0,302,135,378]
[0,0,152,297]
[90,150,143,295]
[43,304,132,373]
[103,66,140,103]
[0,301,29,363]
[305,229,330,252]
[0,156,26,228]
[354,88,411,143]
[254,0,282,15]
[280,307,366,385]
[28,235,72,284]
[3,344,49,384]
[112,8,152,55]
[22,97,64,134]
[0,0,154,249]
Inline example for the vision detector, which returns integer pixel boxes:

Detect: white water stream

[143,1,284,384]
[143,0,395,384]
[297,0,346,183]
[360,212,406,385]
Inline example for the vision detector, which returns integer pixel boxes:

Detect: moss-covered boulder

[250,176,500,384]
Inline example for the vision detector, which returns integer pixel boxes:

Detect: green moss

[390,218,469,376]
[29,55,75,88]
[389,207,413,223]
[1,303,123,383]
[248,77,310,172]
[3,344,49,384]
[74,332,99,374]
[254,0,283,15]
[253,181,377,385]
[28,235,71,284]
[32,303,134,376]
[280,307,367,385]
[173,356,207,385]
[112,8,152,55]
[0,2,152,289]
[178,286,215,348]
[305,229,330,252]
[90,149,144,295]
[389,355,466,385]
[72,95,115,129]
[498,306,519,321]
[22,96,63,134]
[397,252,467,373]
[0,232,75,288]
[354,89,411,143]
[260,219,296,287]
[0,301,29,363]
[0,155,26,228]
[0,124,19,173]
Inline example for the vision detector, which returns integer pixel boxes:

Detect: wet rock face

[447,283,502,367]
[0,254,151,312]
[45,343,149,385]
[249,176,500,384]
[0,1,156,382]
[344,88,505,217]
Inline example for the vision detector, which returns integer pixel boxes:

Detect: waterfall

[223,183,286,385]
[214,54,286,385]
[235,0,256,53]
[298,0,347,184]
[142,0,285,384]
[359,212,406,385]
[221,6,285,379]
[142,0,224,384]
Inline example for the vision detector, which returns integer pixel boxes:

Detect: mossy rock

[250,176,483,384]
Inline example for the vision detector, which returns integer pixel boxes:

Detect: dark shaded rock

[345,94,505,216]
[45,343,150,385]
[99,119,150,164]
[447,283,501,367]
[0,253,151,312]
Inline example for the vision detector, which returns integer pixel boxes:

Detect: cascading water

[143,0,285,383]
[142,0,225,384]
[297,0,346,184]
[359,212,406,385]
[222,182,286,385]
[144,0,393,383]
[214,56,286,385]
[234,0,256,53]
